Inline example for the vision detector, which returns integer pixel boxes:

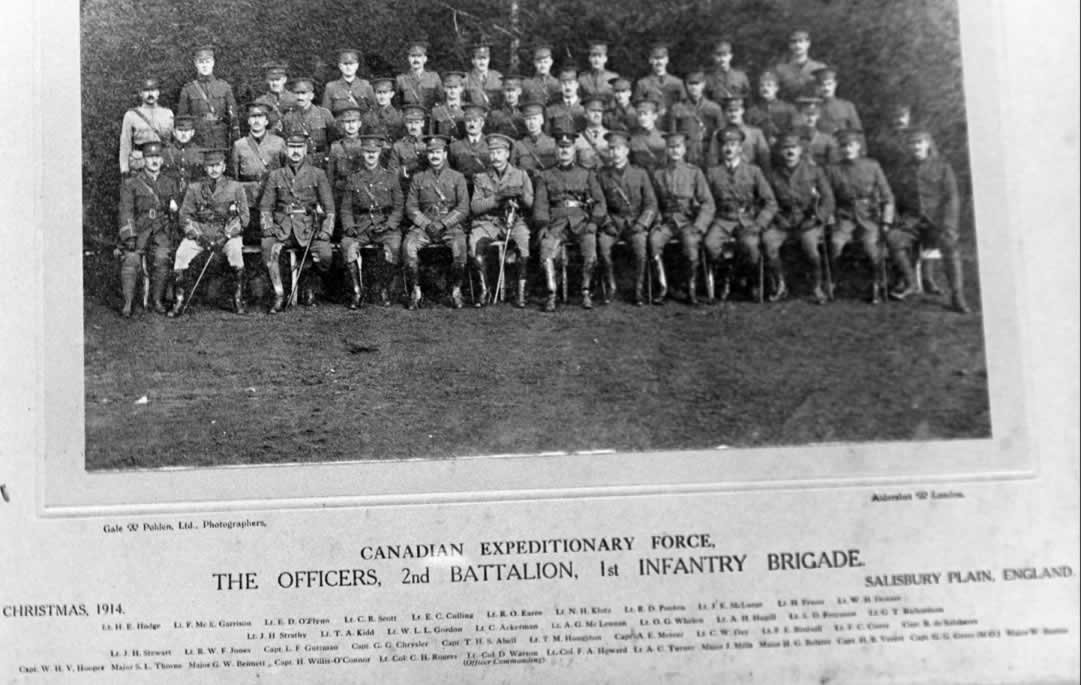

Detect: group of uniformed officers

[115,30,970,318]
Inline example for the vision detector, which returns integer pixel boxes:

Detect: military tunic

[322,77,374,115]
[389,135,428,188]
[177,76,240,148]
[702,159,776,265]
[396,70,444,109]
[523,73,560,106]
[578,69,619,99]
[118,170,183,265]
[887,153,960,252]
[746,99,799,148]
[254,90,299,134]
[533,163,607,263]
[431,102,466,139]
[362,104,404,140]
[448,136,491,188]
[469,164,534,260]
[326,137,368,197]
[574,127,611,170]
[404,165,470,267]
[649,161,716,262]
[766,158,834,261]
[670,98,724,167]
[119,105,174,173]
[175,176,250,270]
[161,142,204,194]
[596,162,657,265]
[512,133,558,178]
[703,67,750,101]
[633,74,688,115]
[707,124,771,172]
[603,102,638,132]
[817,97,862,136]
[773,57,826,100]
[232,132,286,243]
[629,127,667,173]
[340,165,405,264]
[800,127,840,168]
[825,156,894,261]
[464,69,503,109]
[281,105,338,167]
[545,99,586,136]
[487,105,527,139]
[259,161,336,270]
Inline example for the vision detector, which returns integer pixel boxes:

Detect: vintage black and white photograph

[80,0,992,470]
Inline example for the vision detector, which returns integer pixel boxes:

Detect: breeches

[403,227,468,267]
[470,218,531,260]
[174,236,244,270]
[538,217,597,263]
[598,217,647,264]
[260,235,334,272]
[341,231,402,265]
[650,221,702,262]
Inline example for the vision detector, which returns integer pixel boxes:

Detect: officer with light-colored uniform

[119,77,174,174]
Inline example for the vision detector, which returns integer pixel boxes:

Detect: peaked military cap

[721,96,746,110]
[664,130,689,146]
[557,64,579,81]
[290,77,315,93]
[337,104,363,121]
[140,141,165,156]
[174,115,195,130]
[795,95,823,110]
[423,133,453,148]
[485,132,515,150]
[587,40,609,55]
[372,76,395,91]
[202,148,229,164]
[285,132,310,146]
[604,125,631,144]
[502,75,524,90]
[634,93,662,111]
[337,48,362,63]
[359,134,385,151]
[648,41,670,58]
[245,102,269,117]
[713,39,734,54]
[778,133,803,148]
[582,94,607,111]
[611,78,632,92]
[192,45,215,60]
[263,62,288,78]
[520,98,546,116]
[406,40,429,56]
[138,78,160,91]
[470,40,492,57]
[789,28,811,41]
[834,128,864,144]
[685,71,706,85]
[813,66,838,81]
[463,102,489,118]
[719,125,746,143]
[443,71,466,87]
[402,104,427,121]
[532,43,553,59]
[553,129,577,147]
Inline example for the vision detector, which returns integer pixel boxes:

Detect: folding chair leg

[757,254,765,304]
[701,250,714,302]
[287,250,299,307]
[560,243,568,303]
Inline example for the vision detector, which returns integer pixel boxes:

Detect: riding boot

[515,261,528,309]
[119,255,139,318]
[449,264,464,309]
[922,258,943,294]
[151,266,169,314]
[686,261,699,305]
[946,252,970,314]
[652,256,668,305]
[232,267,247,314]
[542,259,557,312]
[167,269,187,317]
[474,259,488,308]
[381,263,397,307]
[347,261,362,310]
[406,266,422,310]
[266,256,284,314]
[889,247,919,300]
[581,262,595,309]
[633,258,646,306]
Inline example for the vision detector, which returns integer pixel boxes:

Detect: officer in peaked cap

[177,45,240,148]
[119,76,174,175]
[281,76,337,168]
[432,71,467,138]
[634,41,687,116]
[390,104,429,187]
[449,102,491,189]
[512,97,558,178]
[396,38,444,109]
[524,42,560,105]
[255,61,298,133]
[466,39,504,109]
[579,39,620,99]
[324,47,374,115]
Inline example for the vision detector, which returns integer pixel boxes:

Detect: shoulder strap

[129,108,162,139]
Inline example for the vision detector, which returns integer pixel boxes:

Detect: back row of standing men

[116,29,969,317]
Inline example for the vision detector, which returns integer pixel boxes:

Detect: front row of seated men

[117,110,969,318]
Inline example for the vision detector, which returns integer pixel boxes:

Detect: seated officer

[389,104,429,188]
[825,128,894,304]
[533,129,607,312]
[703,126,777,302]
[403,134,470,309]
[170,148,250,316]
[595,126,657,305]
[766,133,835,303]
[469,132,534,307]
[649,129,716,305]
[885,128,969,313]
[259,133,336,313]
[340,134,405,309]
[231,103,285,244]
[117,141,183,317]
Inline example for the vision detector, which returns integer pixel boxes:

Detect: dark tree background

[82,0,970,252]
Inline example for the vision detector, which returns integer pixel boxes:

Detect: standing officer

[512,98,558,178]
[119,77,174,175]
[177,46,239,149]
[326,104,366,228]
[595,125,657,305]
[813,66,862,136]
[825,128,894,304]
[465,41,503,109]
[794,96,840,167]
[671,71,724,168]
[702,125,777,302]
[885,129,969,313]
[254,62,297,133]
[340,134,405,309]
[628,94,667,173]
[574,95,611,169]
[634,42,687,120]
[396,40,444,110]
[578,40,619,99]
[231,103,286,245]
[404,133,471,309]
[545,64,586,135]
[523,43,560,105]
[533,129,607,311]
[431,72,467,138]
[363,76,404,139]
[169,148,250,316]
[649,129,716,305]
[469,132,534,307]
[703,39,750,101]
[449,103,491,190]
[117,141,183,317]
[488,75,527,139]
[323,48,374,115]
[389,104,429,188]
[259,133,336,313]
[773,28,827,100]
[604,78,638,131]
[281,76,337,169]
[707,96,770,171]
[766,133,835,303]
[161,115,203,193]
[746,70,799,150]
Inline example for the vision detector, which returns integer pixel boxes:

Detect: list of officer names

[7,531,1074,676]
